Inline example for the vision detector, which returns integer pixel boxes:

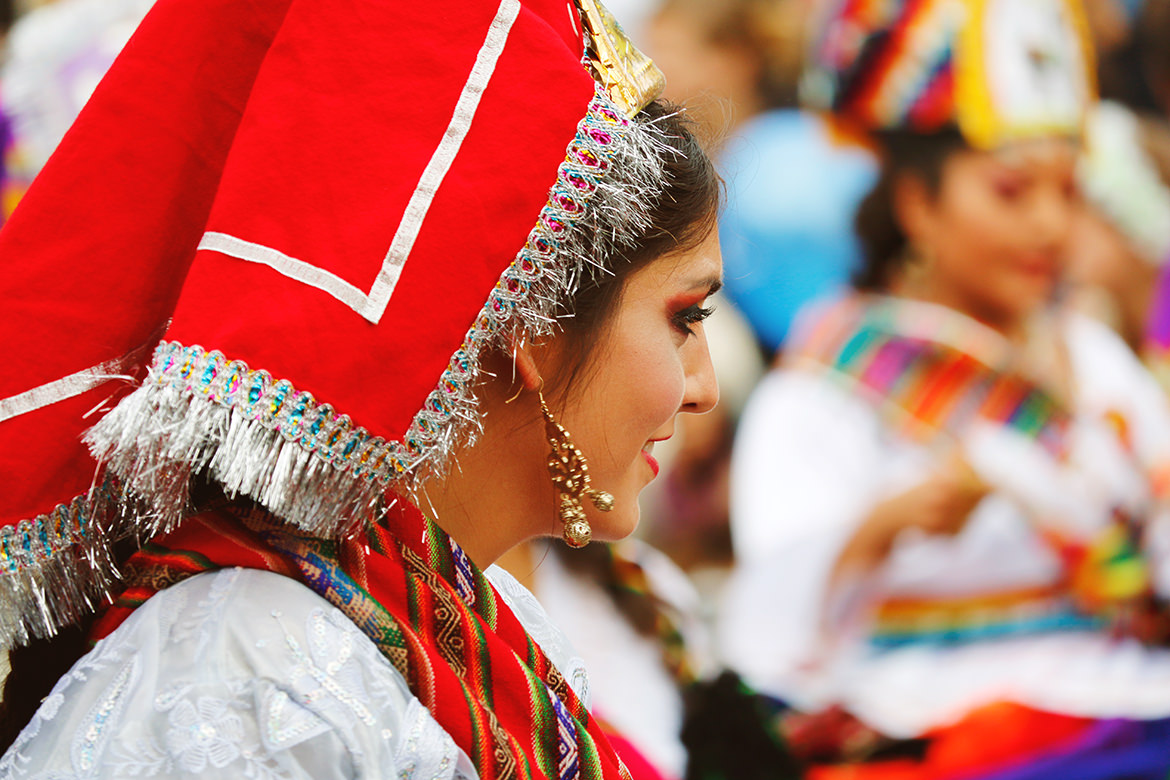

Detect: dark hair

[0,100,721,752]
[0,0,13,36]
[0,622,95,751]
[1141,0,1170,109]
[852,127,967,291]
[552,100,722,393]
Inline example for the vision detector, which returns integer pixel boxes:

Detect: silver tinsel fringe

[83,89,674,542]
[0,91,675,644]
[0,492,118,650]
[399,90,673,484]
[85,361,387,539]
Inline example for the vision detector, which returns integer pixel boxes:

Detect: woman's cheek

[644,354,687,425]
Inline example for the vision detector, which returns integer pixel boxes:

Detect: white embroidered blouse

[721,303,1170,737]
[0,566,590,780]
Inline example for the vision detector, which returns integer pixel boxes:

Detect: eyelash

[672,303,715,335]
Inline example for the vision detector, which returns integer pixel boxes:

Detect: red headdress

[0,0,668,649]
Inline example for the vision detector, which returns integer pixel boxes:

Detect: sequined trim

[71,657,139,772]
[0,496,90,577]
[83,88,669,541]
[152,341,405,483]
[400,89,666,479]
[0,491,116,649]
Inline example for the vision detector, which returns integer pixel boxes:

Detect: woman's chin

[585,504,642,544]
[1007,273,1059,312]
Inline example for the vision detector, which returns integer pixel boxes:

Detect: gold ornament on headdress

[576,0,665,119]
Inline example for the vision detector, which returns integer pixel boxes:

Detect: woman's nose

[682,329,720,414]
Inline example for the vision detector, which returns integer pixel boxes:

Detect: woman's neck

[891,277,1030,342]
[884,282,1074,403]
[419,395,557,569]
[495,540,539,593]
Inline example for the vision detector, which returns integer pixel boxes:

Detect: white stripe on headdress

[0,337,157,422]
[196,0,523,323]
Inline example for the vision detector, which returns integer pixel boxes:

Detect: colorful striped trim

[788,296,1072,458]
[871,584,1102,648]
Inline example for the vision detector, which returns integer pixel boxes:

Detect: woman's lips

[1014,253,1059,278]
[641,448,660,477]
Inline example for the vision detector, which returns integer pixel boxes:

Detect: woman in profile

[0,1,722,777]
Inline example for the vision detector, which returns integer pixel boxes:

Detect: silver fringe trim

[85,344,390,538]
[399,88,672,483]
[0,491,117,649]
[81,89,672,541]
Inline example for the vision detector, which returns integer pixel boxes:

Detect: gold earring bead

[539,390,614,548]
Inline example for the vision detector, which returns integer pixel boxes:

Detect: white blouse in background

[0,565,589,780]
[720,308,1170,738]
[533,540,709,780]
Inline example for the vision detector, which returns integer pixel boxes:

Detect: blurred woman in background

[646,0,877,357]
[714,1,1170,778]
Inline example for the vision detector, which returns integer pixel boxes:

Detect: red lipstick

[641,449,660,477]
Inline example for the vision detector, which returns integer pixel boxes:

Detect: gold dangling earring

[538,388,614,548]
[898,240,936,296]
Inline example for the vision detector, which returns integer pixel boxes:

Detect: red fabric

[0,0,293,525]
[808,703,1094,780]
[169,0,593,443]
[599,725,671,780]
[0,0,594,527]
[95,503,634,779]
[91,511,302,639]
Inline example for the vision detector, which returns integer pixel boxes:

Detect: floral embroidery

[261,688,331,751]
[167,567,239,655]
[0,629,133,777]
[164,696,246,772]
[0,570,495,779]
[107,737,171,776]
[283,609,377,729]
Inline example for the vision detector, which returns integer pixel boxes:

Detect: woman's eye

[672,303,715,335]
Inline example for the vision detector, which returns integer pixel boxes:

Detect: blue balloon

[718,110,877,352]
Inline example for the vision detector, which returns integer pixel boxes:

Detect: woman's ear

[509,331,545,393]
[892,171,936,249]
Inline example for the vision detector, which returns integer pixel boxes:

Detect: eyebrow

[696,277,722,296]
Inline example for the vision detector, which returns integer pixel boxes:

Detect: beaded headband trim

[0,0,675,651]
[0,88,672,649]
[0,494,114,649]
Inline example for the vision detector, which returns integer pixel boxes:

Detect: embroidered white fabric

[721,308,1170,737]
[1,565,588,779]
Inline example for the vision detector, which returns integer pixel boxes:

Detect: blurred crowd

[6,0,1170,778]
